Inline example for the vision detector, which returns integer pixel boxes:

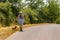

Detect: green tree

[47,0,60,23]
[22,8,38,24]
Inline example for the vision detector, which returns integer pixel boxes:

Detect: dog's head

[12,26,17,30]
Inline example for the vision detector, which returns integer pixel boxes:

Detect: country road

[6,24,60,40]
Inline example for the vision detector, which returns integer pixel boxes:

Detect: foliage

[56,17,60,24]
[22,8,38,24]
[0,0,60,26]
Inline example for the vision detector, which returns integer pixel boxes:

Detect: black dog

[12,26,17,30]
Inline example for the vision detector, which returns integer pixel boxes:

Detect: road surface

[6,24,60,40]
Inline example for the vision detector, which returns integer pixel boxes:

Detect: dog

[12,26,17,30]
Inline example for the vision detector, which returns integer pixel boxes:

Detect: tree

[47,0,60,23]
[22,8,38,24]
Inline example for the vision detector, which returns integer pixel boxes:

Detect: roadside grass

[0,24,40,40]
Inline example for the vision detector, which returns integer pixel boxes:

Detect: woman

[18,12,24,31]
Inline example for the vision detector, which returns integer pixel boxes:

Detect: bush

[22,8,38,24]
[56,17,60,24]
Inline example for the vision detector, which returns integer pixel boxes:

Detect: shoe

[20,29,23,31]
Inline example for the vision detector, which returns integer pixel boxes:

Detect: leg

[20,25,22,31]
[19,19,24,31]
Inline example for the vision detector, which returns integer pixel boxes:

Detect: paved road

[6,24,60,40]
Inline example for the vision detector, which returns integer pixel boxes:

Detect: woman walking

[18,12,24,31]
